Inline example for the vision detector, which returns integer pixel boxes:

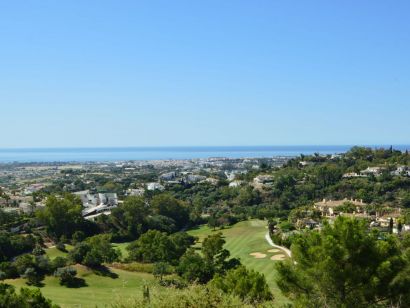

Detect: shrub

[111,284,275,308]
[211,265,273,303]
[51,257,68,271]
[32,244,45,256]
[54,267,77,287]
[153,262,171,281]
[22,267,40,286]
[69,234,119,267]
[56,242,66,252]
[158,278,187,289]
[0,283,57,308]
[0,262,18,279]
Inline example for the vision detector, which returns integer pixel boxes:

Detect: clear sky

[1,1,409,148]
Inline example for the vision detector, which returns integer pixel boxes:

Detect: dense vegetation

[1,147,410,307]
[276,216,410,307]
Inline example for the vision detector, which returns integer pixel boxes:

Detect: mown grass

[4,264,158,308]
[5,220,288,307]
[188,219,290,305]
[45,244,74,259]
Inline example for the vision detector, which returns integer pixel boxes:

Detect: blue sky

[1,1,409,147]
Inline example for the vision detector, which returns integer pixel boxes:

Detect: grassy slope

[6,220,288,307]
[5,265,157,308]
[45,245,74,259]
[188,219,290,305]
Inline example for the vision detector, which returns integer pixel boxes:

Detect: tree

[201,233,240,275]
[0,283,57,308]
[22,267,40,286]
[398,220,403,233]
[51,257,67,271]
[36,194,83,239]
[389,217,394,234]
[207,215,218,230]
[14,254,35,276]
[153,262,171,282]
[176,249,212,283]
[32,244,45,256]
[211,265,273,303]
[54,267,77,287]
[110,196,149,239]
[276,217,410,307]
[69,234,119,267]
[202,232,226,263]
[151,194,190,230]
[236,187,260,207]
[126,230,175,263]
[71,231,85,244]
[169,232,196,259]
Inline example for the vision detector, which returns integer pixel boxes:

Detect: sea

[0,145,408,163]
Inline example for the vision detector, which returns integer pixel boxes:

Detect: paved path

[265,232,292,258]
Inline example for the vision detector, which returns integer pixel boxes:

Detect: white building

[360,167,383,176]
[127,188,145,196]
[229,180,244,188]
[147,182,165,191]
[159,172,177,181]
[74,191,118,218]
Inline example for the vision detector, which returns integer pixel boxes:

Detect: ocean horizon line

[0,145,409,163]
[0,144,409,151]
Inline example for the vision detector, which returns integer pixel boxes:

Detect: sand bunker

[250,252,267,259]
[270,254,286,261]
[267,249,280,253]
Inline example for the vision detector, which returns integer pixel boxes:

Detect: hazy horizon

[0,145,409,163]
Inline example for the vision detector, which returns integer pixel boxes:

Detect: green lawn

[6,220,288,307]
[188,219,290,305]
[5,264,157,308]
[45,245,74,260]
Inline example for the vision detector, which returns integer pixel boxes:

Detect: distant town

[0,156,289,220]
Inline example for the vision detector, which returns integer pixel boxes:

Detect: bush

[158,278,187,289]
[56,242,66,252]
[111,284,275,308]
[211,265,273,303]
[0,283,57,308]
[176,249,212,284]
[54,267,77,287]
[153,262,171,281]
[34,255,52,274]
[71,231,85,244]
[32,244,45,256]
[51,257,68,271]
[0,262,18,279]
[68,234,119,268]
[14,254,35,275]
[22,267,40,286]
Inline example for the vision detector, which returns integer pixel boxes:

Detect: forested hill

[266,146,410,210]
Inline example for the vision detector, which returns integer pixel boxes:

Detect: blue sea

[0,146,408,163]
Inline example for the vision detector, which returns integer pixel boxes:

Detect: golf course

[188,219,290,304]
[5,265,156,307]
[4,219,289,307]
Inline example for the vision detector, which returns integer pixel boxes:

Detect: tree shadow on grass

[64,277,88,288]
[27,280,45,287]
[91,265,119,279]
